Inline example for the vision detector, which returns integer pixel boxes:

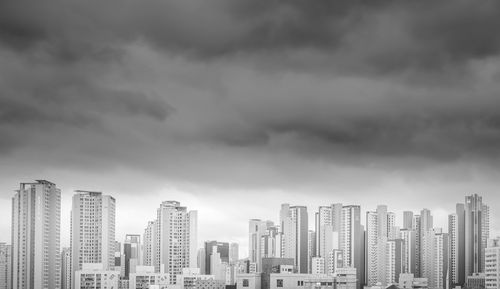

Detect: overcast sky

[1,0,500,257]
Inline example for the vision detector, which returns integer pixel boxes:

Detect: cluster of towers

[248,195,491,289]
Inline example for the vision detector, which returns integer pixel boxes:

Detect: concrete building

[176,268,223,289]
[466,273,485,289]
[403,212,414,231]
[249,219,271,272]
[230,243,239,264]
[315,204,342,259]
[465,194,489,276]
[237,273,261,289]
[11,180,61,289]
[418,209,433,280]
[340,205,364,289]
[71,191,116,288]
[129,265,169,289]
[74,263,120,289]
[124,234,142,278]
[326,250,343,276]
[401,229,416,275]
[399,274,428,289]
[269,273,335,289]
[204,241,229,274]
[61,247,71,289]
[154,201,198,284]
[385,239,404,286]
[308,230,316,274]
[448,203,465,288]
[0,243,11,289]
[143,220,156,267]
[311,257,325,275]
[485,238,500,289]
[261,258,295,289]
[280,204,309,273]
[335,267,357,289]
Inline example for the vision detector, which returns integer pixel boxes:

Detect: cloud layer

[1,0,500,248]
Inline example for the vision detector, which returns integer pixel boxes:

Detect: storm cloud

[1,0,500,248]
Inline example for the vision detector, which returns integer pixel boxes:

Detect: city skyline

[1,180,497,261]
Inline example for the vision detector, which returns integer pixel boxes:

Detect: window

[277,279,283,287]
[243,279,249,287]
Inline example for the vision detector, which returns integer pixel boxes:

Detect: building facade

[11,180,61,289]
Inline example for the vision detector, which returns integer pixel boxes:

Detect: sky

[1,0,500,258]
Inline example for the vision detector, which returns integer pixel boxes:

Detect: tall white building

[400,229,416,275]
[11,180,61,289]
[418,209,433,279]
[71,191,116,288]
[403,211,414,230]
[485,238,500,289]
[340,205,364,289]
[385,239,404,286]
[315,204,342,259]
[448,203,465,287]
[0,243,11,289]
[154,200,197,284]
[366,205,398,286]
[249,219,269,271]
[143,220,156,267]
[280,204,308,273]
[61,247,71,289]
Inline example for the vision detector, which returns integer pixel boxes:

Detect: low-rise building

[74,263,120,289]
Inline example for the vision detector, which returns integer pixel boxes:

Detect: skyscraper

[124,234,142,278]
[465,194,489,276]
[403,211,414,230]
[341,205,365,289]
[61,247,71,289]
[365,205,397,286]
[280,204,308,273]
[249,219,269,271]
[0,243,11,289]
[400,229,416,274]
[11,180,61,289]
[143,220,156,267]
[71,190,116,287]
[449,203,465,287]
[154,201,197,284]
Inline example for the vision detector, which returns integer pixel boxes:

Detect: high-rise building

[431,230,448,289]
[124,234,142,278]
[280,204,308,273]
[418,209,433,279]
[204,241,229,274]
[366,205,398,286]
[340,205,364,289]
[400,229,416,275]
[465,194,489,276]
[11,180,61,289]
[154,201,197,284]
[61,247,71,289]
[230,243,239,264]
[385,239,404,286]
[307,230,316,273]
[261,225,281,260]
[485,238,500,289]
[315,204,342,259]
[249,219,269,272]
[449,203,465,287]
[403,211,414,230]
[413,214,421,277]
[142,220,156,267]
[71,190,116,287]
[0,243,11,289]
